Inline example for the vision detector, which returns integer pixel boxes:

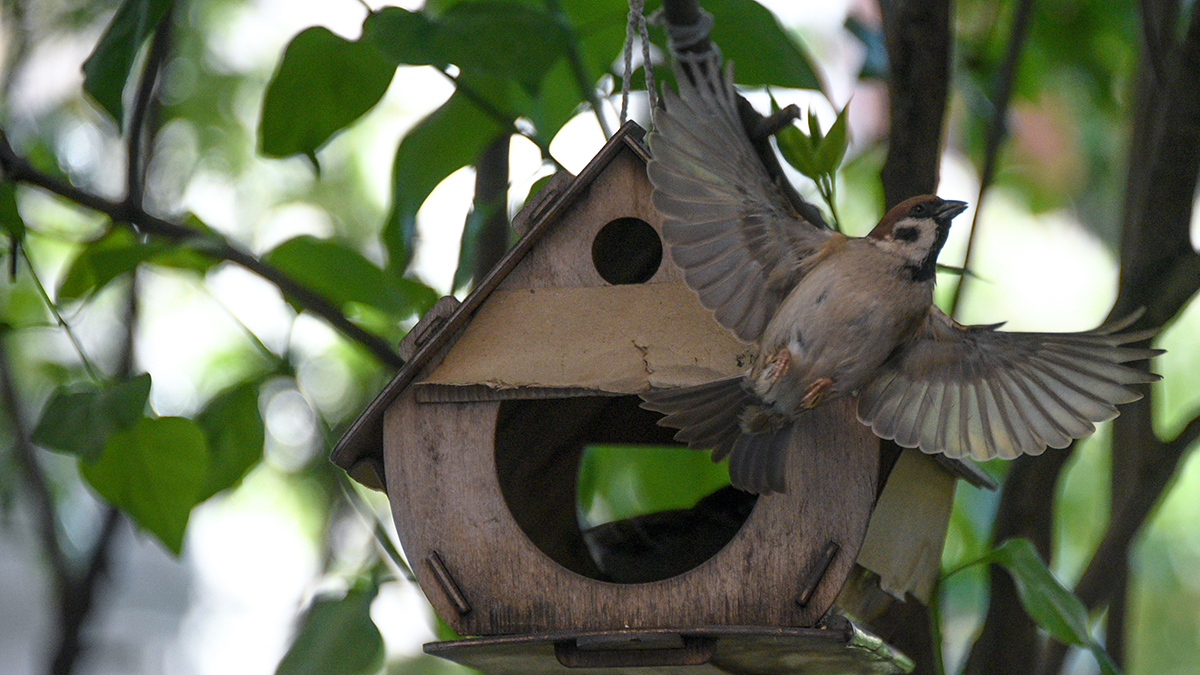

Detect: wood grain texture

[385,393,879,636]
[418,283,752,393]
[502,147,683,289]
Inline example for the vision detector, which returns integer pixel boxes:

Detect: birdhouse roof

[331,121,655,479]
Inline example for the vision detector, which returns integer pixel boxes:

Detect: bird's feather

[647,53,833,343]
[640,377,791,493]
[857,307,1161,460]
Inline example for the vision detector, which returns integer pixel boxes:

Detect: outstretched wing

[647,51,834,343]
[856,307,1162,460]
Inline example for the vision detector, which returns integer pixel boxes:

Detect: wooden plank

[418,283,751,393]
[424,623,912,675]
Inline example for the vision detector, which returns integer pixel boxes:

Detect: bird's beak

[937,200,968,220]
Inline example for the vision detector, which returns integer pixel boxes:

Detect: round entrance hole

[494,395,755,583]
[591,218,663,285]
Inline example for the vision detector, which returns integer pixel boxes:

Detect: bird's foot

[800,377,834,408]
[765,348,792,383]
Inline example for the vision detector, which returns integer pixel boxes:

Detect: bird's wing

[647,53,834,343]
[856,307,1162,460]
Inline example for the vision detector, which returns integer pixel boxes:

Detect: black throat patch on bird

[904,221,953,282]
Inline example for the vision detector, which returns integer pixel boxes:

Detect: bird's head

[867,195,968,282]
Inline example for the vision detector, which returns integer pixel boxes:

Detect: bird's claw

[765,348,792,383]
[800,377,834,408]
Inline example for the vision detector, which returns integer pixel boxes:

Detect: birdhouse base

[424,621,913,674]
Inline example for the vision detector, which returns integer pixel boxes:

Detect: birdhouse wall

[383,389,881,637]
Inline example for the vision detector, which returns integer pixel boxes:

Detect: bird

[638,53,1162,494]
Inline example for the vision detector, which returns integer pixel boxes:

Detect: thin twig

[544,0,614,138]
[948,0,1034,319]
[125,6,173,211]
[0,131,405,368]
[0,337,69,592]
[20,248,102,382]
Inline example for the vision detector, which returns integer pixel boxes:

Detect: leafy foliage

[195,382,266,502]
[274,582,385,675]
[952,538,1120,675]
[3,0,1197,674]
[776,103,851,228]
[259,27,397,161]
[263,235,436,320]
[80,416,209,555]
[33,374,152,462]
[82,0,174,128]
[56,228,215,303]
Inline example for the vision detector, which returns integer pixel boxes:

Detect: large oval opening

[493,394,755,583]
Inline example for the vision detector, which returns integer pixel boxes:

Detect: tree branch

[948,0,1035,318]
[879,0,953,208]
[964,450,1072,675]
[1038,5,1200,673]
[125,6,173,211]
[876,3,955,672]
[544,0,614,138]
[471,133,511,283]
[0,132,405,369]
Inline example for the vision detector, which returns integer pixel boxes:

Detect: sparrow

[639,52,1162,494]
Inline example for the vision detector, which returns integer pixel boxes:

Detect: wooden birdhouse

[332,121,995,674]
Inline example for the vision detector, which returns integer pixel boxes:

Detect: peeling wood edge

[330,121,650,472]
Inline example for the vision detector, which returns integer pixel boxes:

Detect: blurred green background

[0,1,1197,674]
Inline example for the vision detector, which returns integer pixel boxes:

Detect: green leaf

[577,444,730,525]
[976,538,1121,675]
[0,181,26,242]
[275,584,384,675]
[57,228,149,303]
[432,3,569,93]
[56,227,216,303]
[32,374,152,461]
[365,2,569,92]
[195,383,264,501]
[82,0,173,127]
[705,0,823,91]
[259,27,396,159]
[263,235,431,318]
[813,103,850,176]
[806,107,824,147]
[361,7,437,66]
[776,122,818,179]
[80,416,209,555]
[383,80,508,274]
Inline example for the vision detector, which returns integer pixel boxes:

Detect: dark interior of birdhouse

[591,217,662,284]
[494,395,756,584]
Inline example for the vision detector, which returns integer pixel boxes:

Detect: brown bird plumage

[640,53,1162,494]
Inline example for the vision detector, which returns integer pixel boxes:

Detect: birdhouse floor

[424,621,913,675]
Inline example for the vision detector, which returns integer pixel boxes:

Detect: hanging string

[620,0,658,124]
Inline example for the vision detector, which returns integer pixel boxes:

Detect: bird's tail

[640,377,793,494]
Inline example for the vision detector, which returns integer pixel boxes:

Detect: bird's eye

[893,226,919,242]
[910,203,928,217]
